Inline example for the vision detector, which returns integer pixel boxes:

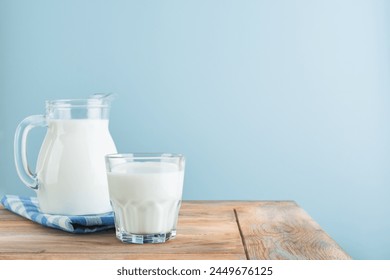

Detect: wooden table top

[0,201,351,260]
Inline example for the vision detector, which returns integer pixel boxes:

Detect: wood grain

[235,201,351,260]
[0,201,350,260]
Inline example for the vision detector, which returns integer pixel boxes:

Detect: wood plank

[0,202,246,260]
[0,253,241,260]
[234,201,351,260]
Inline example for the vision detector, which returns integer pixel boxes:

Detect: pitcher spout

[89,93,116,105]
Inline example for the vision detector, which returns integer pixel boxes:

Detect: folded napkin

[0,195,115,233]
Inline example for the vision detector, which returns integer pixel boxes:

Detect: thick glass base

[116,229,177,244]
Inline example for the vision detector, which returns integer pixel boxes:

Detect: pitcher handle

[14,115,47,190]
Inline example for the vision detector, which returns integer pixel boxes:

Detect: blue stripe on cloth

[0,195,115,233]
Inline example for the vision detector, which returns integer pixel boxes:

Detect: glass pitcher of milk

[14,95,117,215]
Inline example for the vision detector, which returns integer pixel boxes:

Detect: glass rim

[105,153,184,160]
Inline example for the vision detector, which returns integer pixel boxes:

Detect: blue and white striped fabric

[0,195,115,233]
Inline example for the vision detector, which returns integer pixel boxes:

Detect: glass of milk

[105,153,185,244]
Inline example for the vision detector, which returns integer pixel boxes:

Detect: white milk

[107,162,184,234]
[36,119,117,215]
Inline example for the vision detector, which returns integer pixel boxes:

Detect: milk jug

[14,95,117,215]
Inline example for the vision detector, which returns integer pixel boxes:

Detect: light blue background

[1,0,389,259]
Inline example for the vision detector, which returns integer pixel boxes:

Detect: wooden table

[0,201,351,260]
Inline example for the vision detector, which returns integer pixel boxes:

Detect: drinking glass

[105,153,185,244]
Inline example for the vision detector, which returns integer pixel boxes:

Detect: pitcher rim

[45,98,111,108]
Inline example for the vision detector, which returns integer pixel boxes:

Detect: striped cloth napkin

[0,195,115,233]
